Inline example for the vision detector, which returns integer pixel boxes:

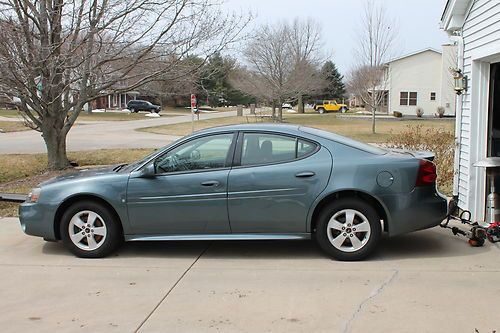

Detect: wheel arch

[53,194,124,240]
[309,190,390,234]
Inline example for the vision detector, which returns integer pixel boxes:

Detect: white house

[385,47,457,116]
[441,0,500,222]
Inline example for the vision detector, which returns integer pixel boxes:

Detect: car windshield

[299,127,387,155]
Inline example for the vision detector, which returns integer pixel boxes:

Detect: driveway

[0,111,246,154]
[0,217,499,332]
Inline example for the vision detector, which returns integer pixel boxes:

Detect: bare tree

[0,0,250,169]
[348,1,398,133]
[232,19,324,120]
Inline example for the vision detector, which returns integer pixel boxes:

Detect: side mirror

[139,163,156,178]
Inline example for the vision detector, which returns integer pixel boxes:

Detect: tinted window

[155,134,233,173]
[241,133,316,166]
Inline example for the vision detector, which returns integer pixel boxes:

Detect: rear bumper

[379,187,448,236]
[19,202,57,241]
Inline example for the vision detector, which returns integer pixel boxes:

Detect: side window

[297,139,317,158]
[241,133,317,166]
[155,134,233,173]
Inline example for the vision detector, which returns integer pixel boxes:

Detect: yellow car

[313,100,349,114]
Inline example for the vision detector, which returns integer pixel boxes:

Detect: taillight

[416,159,437,186]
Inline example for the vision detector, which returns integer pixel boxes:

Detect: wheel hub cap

[68,210,107,251]
[326,209,371,253]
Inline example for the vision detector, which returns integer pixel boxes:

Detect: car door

[126,132,236,235]
[227,132,332,233]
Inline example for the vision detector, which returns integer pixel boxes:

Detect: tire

[317,107,325,114]
[130,108,136,113]
[60,201,123,258]
[315,198,381,261]
[340,107,347,113]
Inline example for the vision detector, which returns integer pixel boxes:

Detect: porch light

[451,68,468,95]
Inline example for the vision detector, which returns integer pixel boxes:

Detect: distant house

[91,91,139,110]
[441,0,500,222]
[384,47,457,116]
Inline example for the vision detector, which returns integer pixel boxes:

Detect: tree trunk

[43,124,71,170]
[371,106,376,134]
[297,94,304,114]
[272,102,276,119]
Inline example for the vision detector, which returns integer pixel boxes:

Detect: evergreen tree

[320,61,346,100]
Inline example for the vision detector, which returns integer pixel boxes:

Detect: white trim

[469,60,491,222]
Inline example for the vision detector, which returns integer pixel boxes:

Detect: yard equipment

[441,200,500,246]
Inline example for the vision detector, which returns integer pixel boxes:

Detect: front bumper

[19,202,58,241]
[379,187,448,236]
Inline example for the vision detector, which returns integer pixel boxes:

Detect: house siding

[457,0,500,214]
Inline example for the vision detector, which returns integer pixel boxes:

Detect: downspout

[449,32,464,200]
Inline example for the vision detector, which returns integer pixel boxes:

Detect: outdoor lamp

[452,68,468,95]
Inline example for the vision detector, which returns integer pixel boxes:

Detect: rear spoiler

[389,149,435,161]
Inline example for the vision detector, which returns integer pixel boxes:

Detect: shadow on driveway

[41,227,491,261]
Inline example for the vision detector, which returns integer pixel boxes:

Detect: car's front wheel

[60,201,123,258]
[315,199,381,261]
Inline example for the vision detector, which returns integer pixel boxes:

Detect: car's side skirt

[125,233,311,242]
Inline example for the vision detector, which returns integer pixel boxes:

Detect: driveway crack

[134,243,212,332]
[341,270,399,333]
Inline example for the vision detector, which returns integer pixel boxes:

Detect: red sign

[190,94,197,108]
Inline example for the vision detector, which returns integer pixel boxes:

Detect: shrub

[436,106,445,118]
[386,125,454,196]
[393,111,403,118]
[416,107,424,117]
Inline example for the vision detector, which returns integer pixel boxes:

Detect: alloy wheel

[68,210,107,251]
[326,209,371,253]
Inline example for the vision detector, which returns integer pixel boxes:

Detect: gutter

[449,33,465,198]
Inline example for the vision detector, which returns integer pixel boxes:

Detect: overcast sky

[222,0,450,75]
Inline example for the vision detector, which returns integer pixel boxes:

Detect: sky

[222,0,450,75]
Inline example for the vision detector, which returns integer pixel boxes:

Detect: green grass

[140,112,455,143]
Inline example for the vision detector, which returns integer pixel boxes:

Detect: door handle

[201,180,220,187]
[295,171,316,178]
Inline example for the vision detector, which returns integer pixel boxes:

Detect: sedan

[19,124,447,260]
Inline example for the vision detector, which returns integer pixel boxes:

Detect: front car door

[126,132,236,235]
[227,132,332,233]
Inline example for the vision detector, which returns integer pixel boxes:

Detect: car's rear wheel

[317,107,325,114]
[60,201,122,258]
[315,199,381,261]
[340,107,347,113]
[130,108,136,113]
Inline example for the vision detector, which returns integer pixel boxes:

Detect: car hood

[39,166,119,187]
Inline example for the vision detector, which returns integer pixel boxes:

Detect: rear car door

[127,133,236,235]
[227,132,332,233]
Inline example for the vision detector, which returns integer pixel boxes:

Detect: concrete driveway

[0,111,246,154]
[0,217,499,332]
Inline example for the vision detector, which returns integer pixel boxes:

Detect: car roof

[195,123,301,135]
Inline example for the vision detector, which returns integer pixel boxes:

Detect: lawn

[0,121,30,133]
[0,148,154,217]
[139,112,455,143]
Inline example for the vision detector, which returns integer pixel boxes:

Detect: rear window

[299,127,386,155]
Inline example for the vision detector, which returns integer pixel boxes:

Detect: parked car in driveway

[19,124,447,260]
[126,100,161,113]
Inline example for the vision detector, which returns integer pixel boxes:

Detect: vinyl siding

[458,0,500,209]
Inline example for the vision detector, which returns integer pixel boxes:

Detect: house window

[430,92,436,101]
[400,92,408,105]
[400,92,418,106]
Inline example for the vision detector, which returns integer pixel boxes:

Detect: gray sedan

[19,124,447,260]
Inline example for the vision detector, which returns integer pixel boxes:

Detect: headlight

[27,188,41,203]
